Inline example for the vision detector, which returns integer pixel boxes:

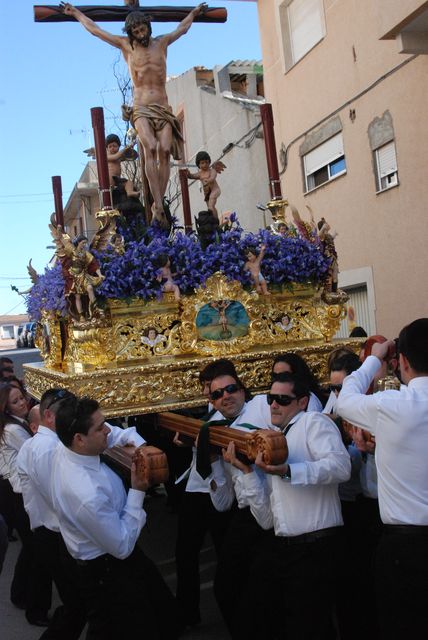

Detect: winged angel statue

[49,212,120,322]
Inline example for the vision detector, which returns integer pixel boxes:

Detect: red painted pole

[260,103,283,201]
[90,107,112,209]
[51,175,64,227]
[179,168,192,235]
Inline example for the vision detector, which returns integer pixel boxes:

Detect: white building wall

[166,69,271,232]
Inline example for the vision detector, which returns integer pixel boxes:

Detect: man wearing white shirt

[175,359,240,627]
[230,373,350,639]
[198,373,273,637]
[17,388,87,639]
[336,318,428,639]
[52,395,179,639]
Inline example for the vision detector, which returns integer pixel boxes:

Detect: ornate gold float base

[24,339,361,418]
[26,273,356,416]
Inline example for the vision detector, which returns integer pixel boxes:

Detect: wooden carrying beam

[102,444,169,485]
[34,5,227,23]
[103,413,288,481]
[157,412,288,466]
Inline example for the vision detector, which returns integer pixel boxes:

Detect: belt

[383,524,428,536]
[275,526,342,546]
[76,554,109,567]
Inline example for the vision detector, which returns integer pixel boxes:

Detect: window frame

[303,133,347,193]
[374,140,399,193]
[278,0,326,72]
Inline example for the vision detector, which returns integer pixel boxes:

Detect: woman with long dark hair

[0,383,51,625]
[272,353,325,411]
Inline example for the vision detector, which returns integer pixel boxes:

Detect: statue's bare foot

[151,203,170,229]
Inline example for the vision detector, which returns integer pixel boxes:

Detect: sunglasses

[45,389,71,411]
[329,384,342,393]
[267,393,297,406]
[271,371,293,382]
[210,383,240,401]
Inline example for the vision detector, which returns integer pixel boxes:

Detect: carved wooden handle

[158,412,288,464]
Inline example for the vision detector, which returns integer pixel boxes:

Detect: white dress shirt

[185,395,273,495]
[208,397,273,512]
[17,423,145,534]
[322,391,337,415]
[241,411,351,536]
[51,425,146,560]
[0,419,32,492]
[337,355,428,525]
[17,426,62,531]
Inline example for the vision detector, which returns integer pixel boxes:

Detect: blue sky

[0,0,261,316]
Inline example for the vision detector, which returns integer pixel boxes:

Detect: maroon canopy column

[51,175,64,227]
[260,103,283,201]
[90,107,112,209]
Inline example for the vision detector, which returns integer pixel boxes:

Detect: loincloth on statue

[124,103,183,161]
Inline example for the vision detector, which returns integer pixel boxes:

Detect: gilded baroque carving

[24,273,353,415]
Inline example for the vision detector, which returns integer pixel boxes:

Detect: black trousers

[10,492,52,619]
[0,513,7,574]
[76,545,180,640]
[214,506,272,637]
[32,527,87,640]
[237,529,343,640]
[336,497,381,640]
[0,476,16,535]
[376,527,428,639]
[175,491,232,624]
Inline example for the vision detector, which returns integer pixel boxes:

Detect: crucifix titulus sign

[34,2,227,227]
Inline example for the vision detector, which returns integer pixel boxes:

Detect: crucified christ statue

[61,2,207,226]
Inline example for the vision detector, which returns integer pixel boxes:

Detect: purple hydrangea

[26,263,67,322]
[27,217,331,320]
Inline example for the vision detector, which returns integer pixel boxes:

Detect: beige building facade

[257,0,428,336]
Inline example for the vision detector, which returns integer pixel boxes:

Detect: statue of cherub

[155,254,180,301]
[276,313,294,332]
[141,327,167,350]
[244,244,270,295]
[186,151,226,220]
[84,133,139,199]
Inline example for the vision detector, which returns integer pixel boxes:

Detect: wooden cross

[34,3,227,24]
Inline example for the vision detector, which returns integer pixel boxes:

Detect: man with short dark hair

[337,318,428,639]
[175,359,242,628]
[52,395,178,639]
[231,373,350,639]
[198,371,274,636]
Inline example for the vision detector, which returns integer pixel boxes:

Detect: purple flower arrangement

[27,216,330,320]
[26,263,68,322]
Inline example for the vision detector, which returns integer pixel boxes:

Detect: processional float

[22,3,361,479]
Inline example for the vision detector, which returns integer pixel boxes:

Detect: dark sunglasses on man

[210,383,240,401]
[329,384,342,393]
[267,393,298,406]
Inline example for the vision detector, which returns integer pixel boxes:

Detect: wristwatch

[280,465,291,481]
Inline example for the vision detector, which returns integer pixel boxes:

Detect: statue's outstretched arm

[60,2,123,49]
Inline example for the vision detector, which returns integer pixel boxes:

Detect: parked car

[16,323,37,349]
